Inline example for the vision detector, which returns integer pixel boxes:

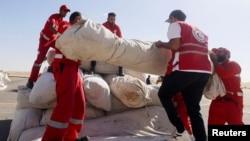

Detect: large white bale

[16,85,56,109]
[46,49,55,65]
[79,106,176,137]
[146,85,162,106]
[39,105,105,126]
[29,72,56,105]
[109,75,151,108]
[18,126,45,141]
[80,60,119,74]
[56,19,171,76]
[83,74,111,111]
[105,93,132,115]
[124,68,147,82]
[7,108,42,141]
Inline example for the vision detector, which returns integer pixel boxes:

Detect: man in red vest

[155,10,213,141]
[26,5,70,89]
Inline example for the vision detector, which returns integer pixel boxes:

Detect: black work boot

[75,136,90,141]
[26,81,34,89]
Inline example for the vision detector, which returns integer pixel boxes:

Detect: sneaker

[75,136,90,141]
[171,130,183,139]
[26,81,34,89]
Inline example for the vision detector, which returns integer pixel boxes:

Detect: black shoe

[26,81,34,89]
[75,136,90,141]
[171,130,183,139]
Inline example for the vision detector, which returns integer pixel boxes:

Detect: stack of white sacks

[8,19,181,141]
[7,51,177,141]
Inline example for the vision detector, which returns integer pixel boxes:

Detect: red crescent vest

[170,21,213,74]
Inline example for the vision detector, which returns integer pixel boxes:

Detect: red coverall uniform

[102,21,122,37]
[28,14,62,83]
[208,59,244,125]
[58,20,71,34]
[42,23,86,141]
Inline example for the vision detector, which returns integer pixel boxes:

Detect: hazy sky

[0,0,249,82]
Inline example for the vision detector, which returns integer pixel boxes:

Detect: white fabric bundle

[79,106,176,137]
[124,68,147,82]
[29,72,56,105]
[18,126,45,141]
[109,75,151,108]
[16,85,56,109]
[80,61,119,74]
[203,73,226,100]
[83,74,111,111]
[7,108,42,141]
[146,85,162,106]
[46,49,55,65]
[56,19,171,76]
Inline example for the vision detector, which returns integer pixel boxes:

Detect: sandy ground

[0,72,250,141]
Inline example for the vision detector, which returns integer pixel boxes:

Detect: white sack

[40,104,105,126]
[56,19,171,76]
[7,108,42,141]
[79,106,176,137]
[46,49,55,65]
[85,103,105,120]
[40,108,53,126]
[109,75,151,108]
[203,73,226,100]
[16,85,56,109]
[29,72,56,105]
[18,126,45,141]
[146,85,162,106]
[83,74,111,111]
[124,68,147,83]
[80,60,119,74]
[106,93,132,116]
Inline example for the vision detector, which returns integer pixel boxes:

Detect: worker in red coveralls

[26,5,70,89]
[42,11,89,141]
[102,12,124,76]
[208,47,244,125]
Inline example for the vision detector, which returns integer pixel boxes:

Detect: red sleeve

[116,25,122,37]
[215,61,241,79]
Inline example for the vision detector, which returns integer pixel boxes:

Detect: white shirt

[167,22,181,40]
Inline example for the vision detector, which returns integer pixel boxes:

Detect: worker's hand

[154,40,163,48]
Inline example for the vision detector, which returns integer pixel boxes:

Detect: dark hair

[69,11,82,24]
[169,10,186,21]
[108,12,116,17]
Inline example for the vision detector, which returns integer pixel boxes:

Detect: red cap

[60,5,70,12]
